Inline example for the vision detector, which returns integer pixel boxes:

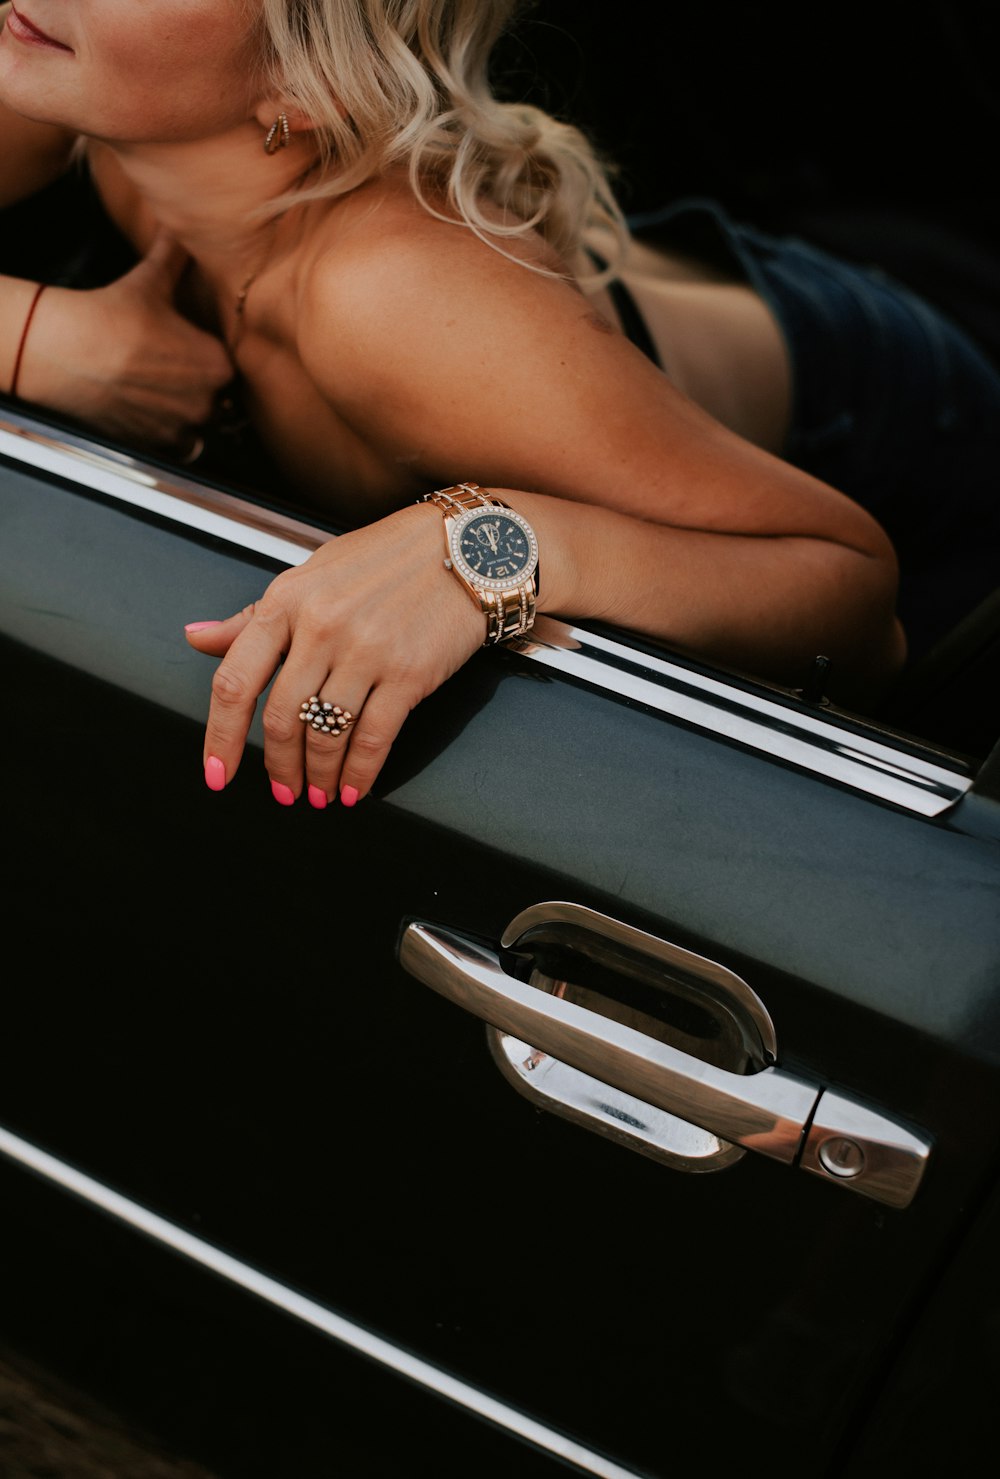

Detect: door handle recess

[399,918,932,1209]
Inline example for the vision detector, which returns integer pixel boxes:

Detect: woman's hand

[15,228,233,450]
[183,502,487,808]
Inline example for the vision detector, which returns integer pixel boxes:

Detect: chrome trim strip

[0,413,322,566]
[515,620,970,817]
[0,1124,646,1479]
[0,408,972,816]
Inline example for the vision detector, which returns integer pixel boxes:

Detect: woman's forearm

[503,488,906,701]
[1,241,234,445]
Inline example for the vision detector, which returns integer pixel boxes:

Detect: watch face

[451,509,538,591]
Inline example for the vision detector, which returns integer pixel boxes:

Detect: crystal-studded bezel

[448,506,539,592]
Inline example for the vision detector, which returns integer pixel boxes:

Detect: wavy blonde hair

[255,0,628,275]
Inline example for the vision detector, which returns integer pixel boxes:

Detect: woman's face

[0,1,265,142]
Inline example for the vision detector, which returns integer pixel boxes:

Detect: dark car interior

[2,0,998,762]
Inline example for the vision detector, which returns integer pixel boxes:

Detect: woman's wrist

[483,486,595,619]
[0,275,47,399]
[9,283,47,397]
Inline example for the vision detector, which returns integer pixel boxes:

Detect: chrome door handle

[399,919,932,1209]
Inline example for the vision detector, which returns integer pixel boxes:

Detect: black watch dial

[455,512,536,587]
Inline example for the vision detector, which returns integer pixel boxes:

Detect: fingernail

[340,784,359,808]
[272,781,296,807]
[205,756,226,791]
[308,785,328,810]
[185,620,222,632]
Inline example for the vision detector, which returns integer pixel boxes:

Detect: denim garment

[626,198,1000,665]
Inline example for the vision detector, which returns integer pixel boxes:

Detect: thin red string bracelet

[9,282,46,398]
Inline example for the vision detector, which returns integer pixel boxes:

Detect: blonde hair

[256,0,628,275]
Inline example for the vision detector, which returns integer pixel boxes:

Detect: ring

[299,696,355,736]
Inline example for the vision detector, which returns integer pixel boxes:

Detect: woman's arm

[185,205,906,811]
[494,488,904,698]
[8,230,233,444]
[297,207,904,692]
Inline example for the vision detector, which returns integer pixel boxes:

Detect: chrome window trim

[0,1124,645,1479]
[0,409,321,566]
[514,622,969,816]
[0,408,973,817]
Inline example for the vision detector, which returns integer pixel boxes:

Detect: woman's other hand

[14,227,233,450]
[183,502,486,808]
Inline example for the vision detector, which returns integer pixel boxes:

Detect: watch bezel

[447,505,539,593]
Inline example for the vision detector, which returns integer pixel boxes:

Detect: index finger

[202,612,286,791]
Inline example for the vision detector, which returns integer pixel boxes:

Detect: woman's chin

[0,60,70,127]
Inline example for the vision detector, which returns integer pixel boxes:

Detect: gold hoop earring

[264,112,291,155]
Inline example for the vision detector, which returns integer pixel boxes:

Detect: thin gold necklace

[214,236,277,438]
[230,272,257,354]
[226,226,278,358]
[225,162,320,356]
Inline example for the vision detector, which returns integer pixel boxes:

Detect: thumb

[128,226,191,293]
[184,606,257,655]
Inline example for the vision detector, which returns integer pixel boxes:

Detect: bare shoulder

[297,179,627,414]
[293,182,714,508]
[292,178,894,557]
[302,174,570,295]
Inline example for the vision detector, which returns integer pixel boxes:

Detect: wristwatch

[423,482,539,645]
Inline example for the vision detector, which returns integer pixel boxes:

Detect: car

[2,9,999,1478]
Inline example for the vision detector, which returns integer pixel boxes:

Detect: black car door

[2,397,999,1479]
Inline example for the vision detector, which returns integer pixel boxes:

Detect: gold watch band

[425,481,497,516]
[479,582,537,644]
[424,483,538,645]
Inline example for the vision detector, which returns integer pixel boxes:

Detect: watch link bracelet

[422,482,539,645]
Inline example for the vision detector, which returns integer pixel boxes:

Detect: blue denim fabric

[627,198,1000,665]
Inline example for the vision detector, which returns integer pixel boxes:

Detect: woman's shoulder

[297,176,584,384]
[303,175,569,303]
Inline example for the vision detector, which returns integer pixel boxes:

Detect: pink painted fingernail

[185,621,222,632]
[308,785,328,811]
[340,784,359,808]
[205,756,226,791]
[271,781,296,807]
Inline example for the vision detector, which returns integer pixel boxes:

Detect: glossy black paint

[0,1160,576,1479]
[2,440,1000,1477]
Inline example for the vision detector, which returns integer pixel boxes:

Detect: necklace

[213,221,283,440]
[229,271,258,356]
[213,163,321,445]
[225,223,279,359]
[224,162,321,357]
[214,250,273,442]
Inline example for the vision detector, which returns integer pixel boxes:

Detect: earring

[264,112,291,155]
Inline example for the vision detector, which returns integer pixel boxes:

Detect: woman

[0,1,992,809]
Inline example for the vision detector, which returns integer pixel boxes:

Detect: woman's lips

[5,6,74,51]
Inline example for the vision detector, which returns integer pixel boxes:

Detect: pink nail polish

[272,781,296,807]
[205,756,226,791]
[185,620,222,632]
[308,785,328,810]
[340,784,359,808]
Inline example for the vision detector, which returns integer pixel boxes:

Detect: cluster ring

[299,696,355,736]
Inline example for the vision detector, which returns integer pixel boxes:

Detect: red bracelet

[9,282,47,398]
